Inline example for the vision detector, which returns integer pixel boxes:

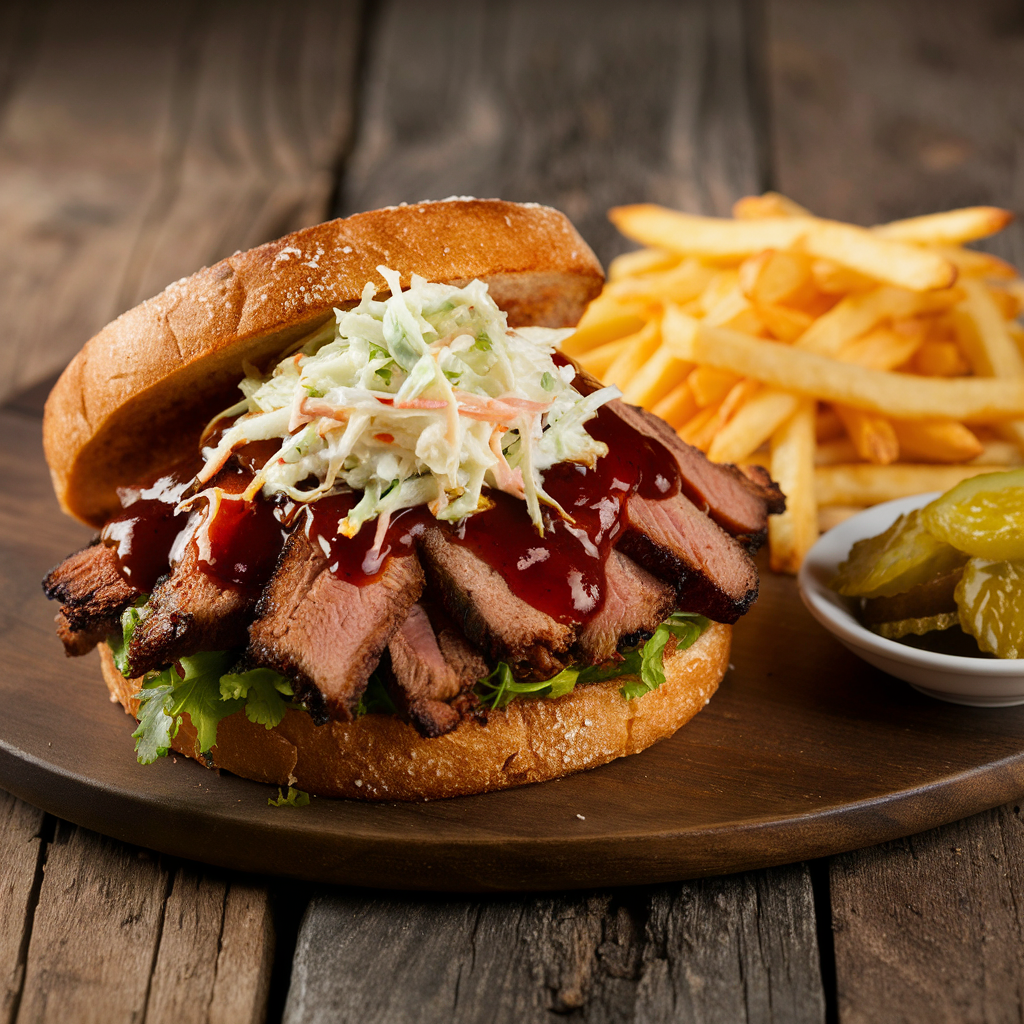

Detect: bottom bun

[99,622,730,800]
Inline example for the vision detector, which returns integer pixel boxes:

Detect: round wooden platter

[4,410,1024,892]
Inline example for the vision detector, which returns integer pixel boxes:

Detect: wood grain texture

[830,804,1024,1024]
[766,0,1024,263]
[284,867,824,1024]
[16,822,169,1024]
[0,793,46,1024]
[146,872,273,1024]
[341,0,769,266]
[0,0,361,405]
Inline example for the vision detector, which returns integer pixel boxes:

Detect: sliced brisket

[619,492,759,624]
[574,550,676,664]
[123,539,257,675]
[42,541,140,656]
[418,526,574,680]
[248,530,424,721]
[607,399,784,549]
[384,603,487,737]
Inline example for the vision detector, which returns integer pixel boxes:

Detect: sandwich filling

[43,273,784,768]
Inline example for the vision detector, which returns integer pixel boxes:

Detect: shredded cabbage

[197,268,618,536]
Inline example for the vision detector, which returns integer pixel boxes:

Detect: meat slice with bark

[418,526,574,680]
[619,493,759,624]
[248,531,424,721]
[569,363,783,548]
[574,551,676,664]
[125,540,257,675]
[385,603,488,737]
[43,542,140,656]
[606,399,784,548]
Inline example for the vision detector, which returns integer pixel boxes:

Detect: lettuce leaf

[474,613,710,709]
[220,668,294,729]
[109,596,150,677]
[269,786,310,808]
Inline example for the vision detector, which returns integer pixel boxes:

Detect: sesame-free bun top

[44,199,604,526]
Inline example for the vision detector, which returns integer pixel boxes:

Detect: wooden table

[3,2,1024,1020]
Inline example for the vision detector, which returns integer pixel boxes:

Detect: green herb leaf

[221,668,294,729]
[268,786,310,808]
[474,664,579,710]
[109,596,151,677]
[132,676,179,764]
[355,674,397,716]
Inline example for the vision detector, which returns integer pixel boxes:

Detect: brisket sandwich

[41,198,783,800]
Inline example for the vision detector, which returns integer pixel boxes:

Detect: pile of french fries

[563,193,1024,573]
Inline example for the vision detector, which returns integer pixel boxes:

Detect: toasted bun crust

[99,623,729,801]
[44,199,603,527]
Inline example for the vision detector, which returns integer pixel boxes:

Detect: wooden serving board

[4,407,1024,892]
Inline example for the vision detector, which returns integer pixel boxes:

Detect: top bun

[44,199,603,526]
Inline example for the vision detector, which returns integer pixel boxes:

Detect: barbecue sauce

[450,405,679,623]
[100,384,682,624]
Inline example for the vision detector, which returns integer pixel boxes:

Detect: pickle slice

[955,557,1024,659]
[871,612,959,641]
[922,468,1024,560]
[831,508,967,599]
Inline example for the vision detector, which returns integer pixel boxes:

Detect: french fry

[818,505,865,532]
[604,318,661,389]
[605,258,715,305]
[688,365,741,407]
[707,387,799,463]
[834,405,899,464]
[873,206,1013,245]
[610,206,812,259]
[797,286,952,357]
[800,221,958,291]
[668,323,1024,422]
[564,295,648,356]
[953,276,1024,451]
[837,325,923,371]
[733,192,812,220]
[975,438,1024,466]
[575,337,630,378]
[815,463,1004,506]
[816,406,845,442]
[811,259,877,294]
[911,338,970,377]
[738,249,815,306]
[890,419,983,463]
[815,437,859,465]
[934,245,1017,279]
[607,248,679,281]
[678,402,723,448]
[683,380,760,452]
[652,381,699,428]
[769,400,818,574]
[753,302,815,343]
[621,344,692,408]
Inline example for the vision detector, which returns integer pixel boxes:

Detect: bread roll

[44,199,603,526]
[99,623,730,800]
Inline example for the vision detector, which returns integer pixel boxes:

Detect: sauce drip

[307,496,429,583]
[451,403,679,623]
[101,458,199,590]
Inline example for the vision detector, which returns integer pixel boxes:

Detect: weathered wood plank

[284,866,824,1024]
[15,822,169,1023]
[0,793,46,1024]
[0,0,362,404]
[766,0,1024,262]
[342,0,769,266]
[830,804,1024,1024]
[145,871,274,1024]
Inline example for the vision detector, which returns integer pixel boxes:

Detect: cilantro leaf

[268,786,310,808]
[220,668,294,729]
[132,675,179,764]
[109,595,151,677]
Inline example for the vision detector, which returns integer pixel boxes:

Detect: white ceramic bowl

[797,493,1024,707]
